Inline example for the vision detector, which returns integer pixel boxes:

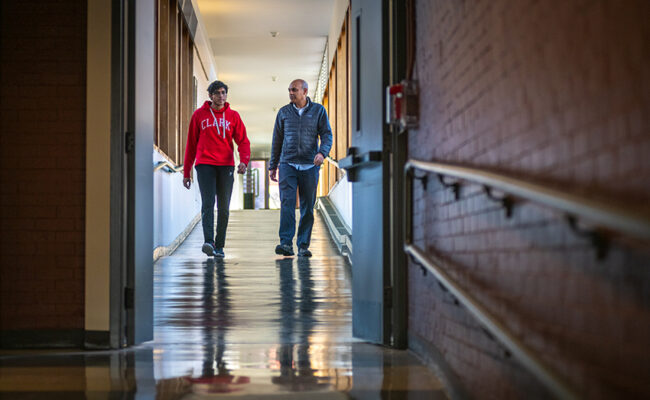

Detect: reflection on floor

[0,210,447,399]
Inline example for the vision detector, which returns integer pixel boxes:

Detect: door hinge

[124,287,134,310]
[384,286,393,309]
[125,131,135,154]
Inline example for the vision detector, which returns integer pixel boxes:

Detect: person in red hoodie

[183,80,251,258]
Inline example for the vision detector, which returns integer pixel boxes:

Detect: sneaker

[275,244,294,256]
[297,247,312,257]
[202,242,217,257]
[214,247,225,258]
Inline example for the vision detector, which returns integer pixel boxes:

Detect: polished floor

[0,210,447,399]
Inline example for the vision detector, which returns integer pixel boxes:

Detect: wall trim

[84,330,112,350]
[1,330,84,349]
[85,0,112,336]
[153,212,201,262]
[0,330,112,350]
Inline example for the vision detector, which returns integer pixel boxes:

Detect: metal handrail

[154,160,183,173]
[326,156,347,177]
[405,243,578,400]
[326,156,340,169]
[405,159,650,240]
[401,159,641,400]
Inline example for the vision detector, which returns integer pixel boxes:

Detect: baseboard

[409,332,470,400]
[153,212,201,262]
[0,329,84,349]
[0,329,113,350]
[84,330,111,350]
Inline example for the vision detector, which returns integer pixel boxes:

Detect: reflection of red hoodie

[183,101,251,178]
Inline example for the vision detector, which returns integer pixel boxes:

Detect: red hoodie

[183,101,251,178]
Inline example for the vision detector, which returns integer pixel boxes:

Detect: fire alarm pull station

[386,80,419,131]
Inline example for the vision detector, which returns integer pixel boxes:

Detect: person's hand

[269,169,278,182]
[183,177,192,189]
[314,153,324,166]
[237,162,247,174]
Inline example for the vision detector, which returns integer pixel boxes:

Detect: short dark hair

[207,80,228,95]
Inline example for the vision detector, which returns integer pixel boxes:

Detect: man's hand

[183,177,192,189]
[269,169,278,182]
[237,162,247,174]
[314,152,325,167]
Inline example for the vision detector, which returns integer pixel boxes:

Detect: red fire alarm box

[386,80,419,131]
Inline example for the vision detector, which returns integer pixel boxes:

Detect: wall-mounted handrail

[154,160,183,173]
[405,159,650,241]
[326,156,340,170]
[326,156,347,178]
[404,243,578,400]
[401,158,631,400]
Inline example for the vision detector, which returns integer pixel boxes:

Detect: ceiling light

[270,31,278,37]
[271,76,277,82]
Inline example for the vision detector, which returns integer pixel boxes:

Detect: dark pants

[278,163,320,249]
[196,164,235,248]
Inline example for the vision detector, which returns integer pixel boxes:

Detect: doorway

[244,160,272,209]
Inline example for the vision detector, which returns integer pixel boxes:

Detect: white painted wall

[153,151,202,248]
[328,173,352,233]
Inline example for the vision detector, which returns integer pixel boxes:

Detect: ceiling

[195,0,336,157]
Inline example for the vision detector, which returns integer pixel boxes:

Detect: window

[321,10,351,195]
[155,0,194,165]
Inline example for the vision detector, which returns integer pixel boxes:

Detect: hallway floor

[0,210,446,399]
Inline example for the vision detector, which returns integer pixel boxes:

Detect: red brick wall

[0,1,86,334]
[409,0,650,398]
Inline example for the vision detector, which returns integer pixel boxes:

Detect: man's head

[288,79,308,106]
[208,80,228,109]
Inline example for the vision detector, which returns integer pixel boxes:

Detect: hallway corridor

[0,210,446,399]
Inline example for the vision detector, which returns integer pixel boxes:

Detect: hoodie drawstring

[209,107,226,139]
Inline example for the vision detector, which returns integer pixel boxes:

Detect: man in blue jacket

[269,79,333,257]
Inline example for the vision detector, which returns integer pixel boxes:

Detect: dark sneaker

[275,244,294,256]
[202,242,217,257]
[214,248,225,258]
[298,247,312,257]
